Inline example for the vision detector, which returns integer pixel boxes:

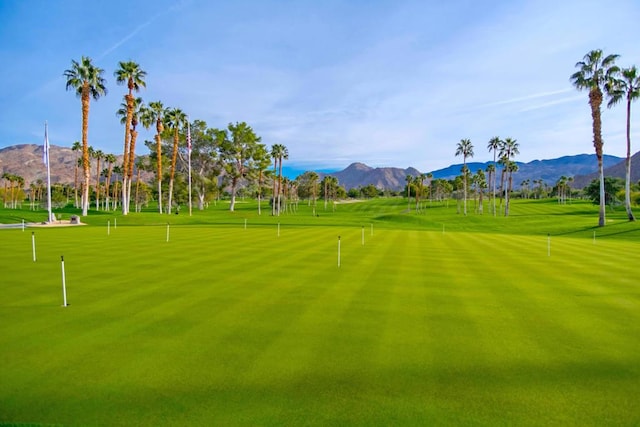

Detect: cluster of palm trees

[554,176,575,204]
[63,56,298,216]
[452,136,520,217]
[1,172,25,208]
[571,49,638,225]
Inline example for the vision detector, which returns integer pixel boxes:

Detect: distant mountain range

[0,144,636,192]
[323,154,628,190]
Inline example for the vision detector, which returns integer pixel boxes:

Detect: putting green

[1,199,639,425]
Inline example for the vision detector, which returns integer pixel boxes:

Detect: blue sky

[1,0,639,173]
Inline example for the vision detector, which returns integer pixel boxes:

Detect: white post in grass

[22,219,25,232]
[107,220,110,236]
[244,219,247,230]
[547,233,551,257]
[166,223,170,242]
[361,226,364,246]
[31,232,36,262]
[60,255,68,307]
[593,231,596,244]
[337,236,341,267]
[277,222,280,237]
[114,218,117,229]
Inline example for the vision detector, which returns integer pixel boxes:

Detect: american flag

[43,122,49,165]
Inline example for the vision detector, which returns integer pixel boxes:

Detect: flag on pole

[187,120,192,153]
[43,122,50,165]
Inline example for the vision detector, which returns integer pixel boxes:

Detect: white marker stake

[362,226,365,246]
[244,219,247,230]
[593,231,596,244]
[277,222,280,237]
[61,255,68,307]
[22,219,25,232]
[166,223,170,242]
[547,233,551,257]
[107,220,110,236]
[114,218,117,229]
[337,236,341,268]
[32,232,36,262]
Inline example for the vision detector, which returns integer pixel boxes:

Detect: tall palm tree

[127,98,145,212]
[165,108,187,214]
[571,49,619,227]
[308,171,319,211]
[103,153,117,210]
[505,161,519,216]
[114,61,146,215]
[405,174,413,211]
[270,144,288,215]
[426,172,433,206]
[64,56,107,216]
[252,144,271,215]
[455,138,474,215]
[147,101,166,213]
[606,65,639,221]
[2,172,10,207]
[487,136,501,216]
[500,137,519,216]
[277,145,289,216]
[71,140,81,208]
[92,149,104,210]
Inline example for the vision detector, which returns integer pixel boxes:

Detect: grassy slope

[0,198,639,426]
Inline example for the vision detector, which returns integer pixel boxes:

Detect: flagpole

[187,117,192,216]
[44,122,54,223]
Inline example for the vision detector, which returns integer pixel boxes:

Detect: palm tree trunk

[589,88,606,227]
[74,158,79,208]
[229,177,238,212]
[492,152,497,216]
[81,87,90,216]
[624,97,635,221]
[135,168,141,212]
[168,132,179,214]
[95,158,101,210]
[156,133,163,214]
[121,94,133,215]
[277,157,283,216]
[462,159,467,216]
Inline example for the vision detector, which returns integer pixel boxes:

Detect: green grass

[1,198,639,425]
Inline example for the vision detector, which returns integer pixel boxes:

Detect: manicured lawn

[1,199,639,425]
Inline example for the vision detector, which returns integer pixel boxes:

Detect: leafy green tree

[455,138,474,215]
[219,122,261,211]
[571,49,619,226]
[64,56,107,216]
[584,177,624,207]
[606,65,639,221]
[296,171,320,208]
